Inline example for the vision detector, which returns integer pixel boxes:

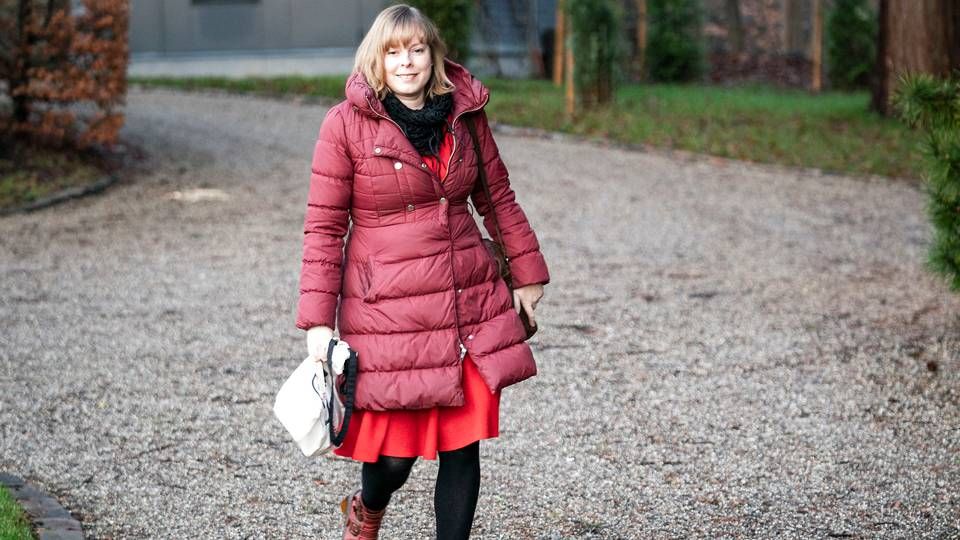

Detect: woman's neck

[394,91,425,110]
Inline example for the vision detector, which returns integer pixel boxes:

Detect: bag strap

[464,115,508,260]
[326,339,358,447]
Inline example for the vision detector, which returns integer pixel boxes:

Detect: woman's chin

[390,79,426,94]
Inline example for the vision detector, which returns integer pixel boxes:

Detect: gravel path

[1,88,958,539]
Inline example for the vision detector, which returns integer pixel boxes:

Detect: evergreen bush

[646,0,705,83]
[894,74,960,291]
[404,0,472,63]
[566,0,623,107]
[826,0,877,90]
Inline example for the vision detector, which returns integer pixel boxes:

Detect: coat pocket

[363,257,398,304]
[360,258,377,303]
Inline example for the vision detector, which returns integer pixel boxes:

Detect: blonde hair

[353,4,455,101]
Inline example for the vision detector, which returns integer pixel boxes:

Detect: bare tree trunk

[13,0,33,124]
[871,0,889,113]
[811,0,822,92]
[633,0,647,79]
[952,2,960,68]
[725,0,744,55]
[872,0,960,115]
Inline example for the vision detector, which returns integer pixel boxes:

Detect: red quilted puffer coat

[296,58,550,411]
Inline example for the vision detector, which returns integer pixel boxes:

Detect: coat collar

[346,57,490,122]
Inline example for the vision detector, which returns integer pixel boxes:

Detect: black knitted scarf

[381,91,453,156]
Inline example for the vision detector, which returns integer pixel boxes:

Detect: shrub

[894,73,960,291]
[403,0,472,63]
[827,0,877,90]
[566,0,624,107]
[646,0,705,83]
[0,0,129,148]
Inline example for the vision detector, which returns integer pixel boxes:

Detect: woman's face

[383,39,432,105]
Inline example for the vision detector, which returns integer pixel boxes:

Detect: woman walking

[296,5,549,539]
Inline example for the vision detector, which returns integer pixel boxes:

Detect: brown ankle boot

[341,488,386,540]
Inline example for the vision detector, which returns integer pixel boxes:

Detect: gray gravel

[1,88,958,539]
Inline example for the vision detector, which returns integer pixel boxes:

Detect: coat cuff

[508,250,550,288]
[296,290,338,330]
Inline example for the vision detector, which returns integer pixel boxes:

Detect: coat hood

[345,57,490,120]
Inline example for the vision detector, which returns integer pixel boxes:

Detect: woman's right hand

[306,325,334,361]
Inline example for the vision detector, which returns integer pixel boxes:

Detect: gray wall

[131,0,387,54]
[129,0,558,78]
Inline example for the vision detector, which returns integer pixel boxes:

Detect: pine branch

[895,72,960,293]
[893,73,960,131]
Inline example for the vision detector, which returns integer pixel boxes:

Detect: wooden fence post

[554,0,565,86]
[635,0,647,79]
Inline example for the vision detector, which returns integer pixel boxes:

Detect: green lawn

[130,75,346,100]
[131,75,923,179]
[0,486,32,540]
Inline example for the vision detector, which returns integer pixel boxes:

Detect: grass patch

[130,75,346,100]
[485,79,922,179]
[132,76,922,179]
[0,486,33,540]
[0,142,105,211]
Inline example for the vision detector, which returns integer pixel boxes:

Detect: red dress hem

[332,354,500,463]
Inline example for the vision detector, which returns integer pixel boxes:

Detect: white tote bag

[273,340,357,457]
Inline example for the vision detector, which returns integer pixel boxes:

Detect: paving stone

[0,472,25,488]
[36,529,85,540]
[35,517,84,531]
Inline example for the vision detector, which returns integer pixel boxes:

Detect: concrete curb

[0,473,84,539]
[0,175,116,217]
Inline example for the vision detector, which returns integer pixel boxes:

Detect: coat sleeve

[469,109,550,288]
[296,106,353,330]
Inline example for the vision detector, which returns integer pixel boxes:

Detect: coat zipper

[365,95,490,361]
[445,95,489,176]
[443,97,489,361]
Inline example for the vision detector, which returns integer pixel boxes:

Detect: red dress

[333,114,501,463]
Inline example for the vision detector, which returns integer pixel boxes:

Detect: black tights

[359,441,481,540]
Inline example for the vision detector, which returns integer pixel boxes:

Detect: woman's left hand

[512,283,545,328]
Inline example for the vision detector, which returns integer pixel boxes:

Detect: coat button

[439,196,447,204]
[467,334,474,340]
[420,163,427,169]
[457,288,462,294]
[394,162,402,169]
[406,204,415,211]
[374,147,381,154]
